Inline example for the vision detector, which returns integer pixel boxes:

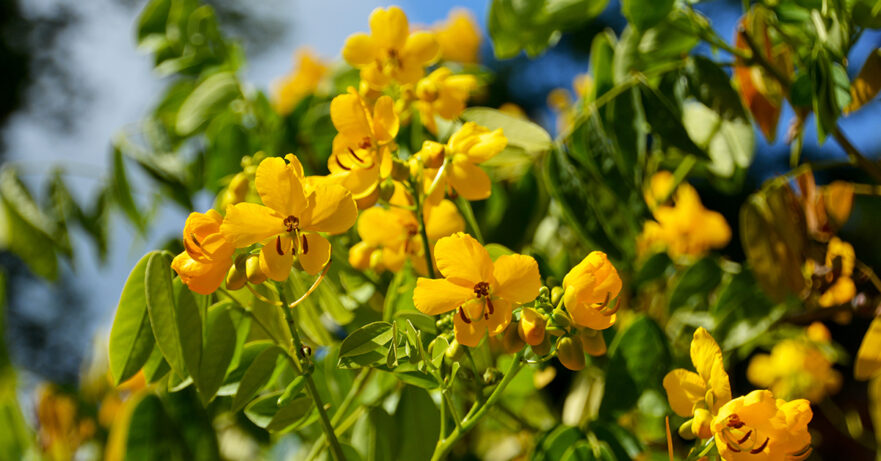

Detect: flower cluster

[664,328,813,460]
[639,171,731,258]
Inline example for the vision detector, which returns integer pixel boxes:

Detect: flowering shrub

[4,0,881,460]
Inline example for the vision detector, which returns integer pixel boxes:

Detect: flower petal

[433,232,493,285]
[447,155,491,201]
[413,277,474,315]
[372,96,400,143]
[424,199,464,241]
[402,31,440,65]
[302,183,357,234]
[485,297,512,336]
[493,254,541,304]
[690,327,731,412]
[259,235,295,282]
[298,233,332,275]
[221,203,283,248]
[330,88,371,140]
[453,310,486,347]
[341,32,377,67]
[255,156,308,217]
[357,207,409,247]
[662,369,707,418]
[369,6,409,51]
[171,251,230,296]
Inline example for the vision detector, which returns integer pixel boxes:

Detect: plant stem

[454,196,484,245]
[277,284,347,461]
[411,179,437,278]
[304,368,374,461]
[430,351,525,461]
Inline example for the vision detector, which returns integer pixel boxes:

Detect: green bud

[445,339,464,360]
[556,336,586,371]
[245,254,267,285]
[225,256,247,291]
[538,286,550,298]
[678,419,697,440]
[551,286,564,306]
[379,179,396,201]
[551,308,572,329]
[531,335,552,356]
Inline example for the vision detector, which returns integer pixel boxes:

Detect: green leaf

[682,102,755,178]
[136,0,170,43]
[393,386,439,461]
[218,340,274,396]
[197,304,236,403]
[488,0,609,59]
[621,0,674,30]
[541,426,584,460]
[668,257,723,311]
[142,344,170,383]
[145,252,187,380]
[639,83,708,159]
[393,311,437,335]
[601,316,670,416]
[685,56,748,121]
[112,147,145,233]
[232,345,283,412]
[109,252,157,385]
[277,376,306,407]
[339,322,394,359]
[461,107,552,154]
[632,252,672,288]
[176,72,241,135]
[176,281,202,391]
[266,396,315,432]
[561,441,595,461]
[0,167,60,280]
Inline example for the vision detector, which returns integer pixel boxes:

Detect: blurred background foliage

[1,0,881,460]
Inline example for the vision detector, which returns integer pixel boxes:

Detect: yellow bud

[678,419,696,440]
[225,257,247,290]
[691,408,713,439]
[245,254,267,284]
[408,156,423,178]
[579,329,607,356]
[348,242,373,270]
[502,322,526,354]
[532,335,552,356]
[379,179,397,201]
[556,336,586,371]
[368,249,385,272]
[518,308,547,346]
[228,172,249,200]
[550,286,564,306]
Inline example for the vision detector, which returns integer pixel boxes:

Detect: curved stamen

[276,236,284,255]
[458,306,471,324]
[750,438,770,454]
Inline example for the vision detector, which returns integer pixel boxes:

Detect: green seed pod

[550,286,564,306]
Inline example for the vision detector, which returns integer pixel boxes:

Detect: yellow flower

[349,198,464,274]
[271,48,327,115]
[434,8,481,64]
[414,67,477,134]
[221,154,358,279]
[171,209,235,295]
[639,172,731,258]
[518,307,546,346]
[561,251,622,330]
[663,328,732,439]
[817,237,856,307]
[342,6,439,90]
[747,332,841,402]
[418,122,507,202]
[711,390,813,461]
[325,88,399,208]
[413,233,541,347]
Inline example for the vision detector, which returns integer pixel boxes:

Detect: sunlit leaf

[109,252,157,385]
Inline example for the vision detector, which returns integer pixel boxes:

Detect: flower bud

[562,251,622,330]
[579,328,607,356]
[550,286,564,306]
[348,242,372,270]
[518,308,546,346]
[551,308,572,329]
[483,368,502,385]
[691,408,713,439]
[446,339,464,360]
[245,254,267,284]
[531,335,552,356]
[225,256,247,290]
[368,248,385,272]
[539,286,550,298]
[228,172,249,200]
[556,336,586,371]
[678,419,697,440]
[502,322,526,354]
[379,179,397,201]
[390,159,411,182]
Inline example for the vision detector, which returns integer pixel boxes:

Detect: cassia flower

[639,172,731,258]
[349,198,463,274]
[271,48,327,115]
[414,67,477,134]
[663,327,732,439]
[747,326,841,402]
[325,87,399,208]
[413,233,540,347]
[418,122,507,202]
[711,390,813,461]
[221,154,357,279]
[171,209,235,295]
[518,307,546,346]
[342,6,439,90]
[561,251,622,330]
[434,8,481,63]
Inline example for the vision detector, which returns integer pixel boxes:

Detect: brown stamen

[276,236,284,255]
[737,430,753,445]
[473,281,490,298]
[486,298,494,316]
[284,216,300,233]
[335,156,351,171]
[458,306,471,324]
[348,146,365,162]
[301,235,309,254]
[727,415,745,429]
[726,442,742,453]
[750,438,769,454]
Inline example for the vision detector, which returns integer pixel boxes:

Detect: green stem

[454,196,484,245]
[411,179,437,279]
[430,351,525,461]
[277,285,347,461]
[304,369,373,461]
